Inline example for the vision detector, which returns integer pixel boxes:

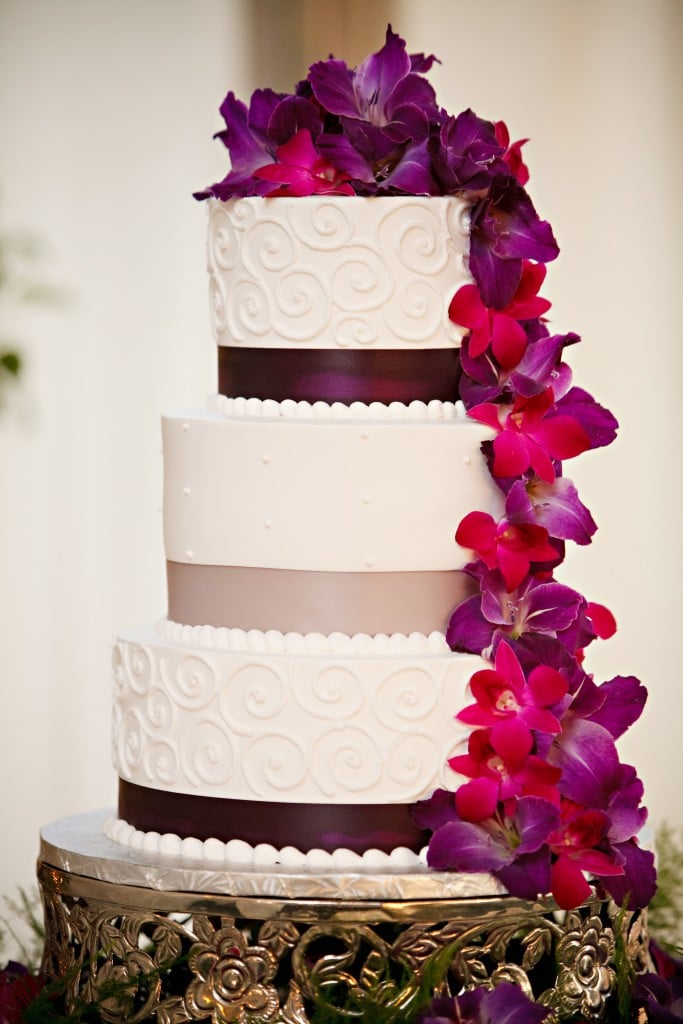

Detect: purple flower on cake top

[194,25,559,304]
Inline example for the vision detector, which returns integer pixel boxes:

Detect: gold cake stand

[38,811,650,1023]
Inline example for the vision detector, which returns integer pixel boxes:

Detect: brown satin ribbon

[119,780,428,854]
[166,562,473,635]
[218,346,462,404]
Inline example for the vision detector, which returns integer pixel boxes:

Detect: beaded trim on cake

[154,619,450,654]
[104,814,427,870]
[207,394,464,421]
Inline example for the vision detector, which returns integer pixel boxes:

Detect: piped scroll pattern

[112,632,479,803]
[207,197,470,349]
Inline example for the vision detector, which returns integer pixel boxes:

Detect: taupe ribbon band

[167,562,472,635]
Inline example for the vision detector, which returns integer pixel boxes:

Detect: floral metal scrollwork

[38,864,648,1023]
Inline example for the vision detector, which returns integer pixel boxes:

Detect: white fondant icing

[162,408,500,572]
[113,626,479,804]
[207,197,471,349]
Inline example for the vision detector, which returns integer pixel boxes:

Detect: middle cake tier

[163,397,500,636]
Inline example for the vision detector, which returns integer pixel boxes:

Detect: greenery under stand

[35,813,650,1024]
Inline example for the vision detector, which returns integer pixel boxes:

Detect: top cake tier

[207,196,471,351]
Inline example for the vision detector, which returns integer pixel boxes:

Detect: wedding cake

[106,26,654,914]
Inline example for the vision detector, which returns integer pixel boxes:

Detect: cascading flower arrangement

[196,25,655,914]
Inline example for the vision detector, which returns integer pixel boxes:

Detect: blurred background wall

[0,0,681,946]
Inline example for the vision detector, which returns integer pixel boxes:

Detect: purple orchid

[432,108,508,193]
[419,983,550,1024]
[446,567,591,657]
[308,25,440,145]
[413,791,557,897]
[458,326,578,407]
[504,475,597,547]
[469,175,559,309]
[194,91,278,199]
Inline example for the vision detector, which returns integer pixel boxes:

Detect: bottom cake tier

[112,622,483,853]
[38,812,652,1024]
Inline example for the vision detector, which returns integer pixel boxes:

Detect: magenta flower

[455,510,559,591]
[253,129,354,196]
[449,260,551,370]
[458,640,568,741]
[547,799,624,909]
[449,724,561,822]
[469,388,591,483]
[468,175,559,309]
[494,121,530,185]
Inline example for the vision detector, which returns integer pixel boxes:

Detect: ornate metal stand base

[38,812,650,1023]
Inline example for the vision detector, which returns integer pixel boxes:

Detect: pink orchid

[455,509,559,591]
[494,120,530,185]
[469,388,591,483]
[548,799,624,909]
[449,260,550,370]
[458,640,568,744]
[253,128,355,196]
[450,724,561,822]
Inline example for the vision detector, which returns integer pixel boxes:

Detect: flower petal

[455,777,500,822]
[551,853,592,909]
[426,820,513,872]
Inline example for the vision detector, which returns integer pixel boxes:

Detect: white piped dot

[182,486,191,496]
[264,520,272,529]
[182,422,189,432]
[261,454,271,464]
[253,843,278,866]
[203,837,226,863]
[180,836,204,860]
[464,455,472,465]
[158,833,182,856]
[185,549,194,561]
[142,830,161,853]
[225,839,254,866]
[361,495,370,505]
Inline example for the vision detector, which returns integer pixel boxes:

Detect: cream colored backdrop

[0,0,680,941]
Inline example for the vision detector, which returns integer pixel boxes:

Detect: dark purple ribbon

[218,346,461,404]
[119,780,428,854]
